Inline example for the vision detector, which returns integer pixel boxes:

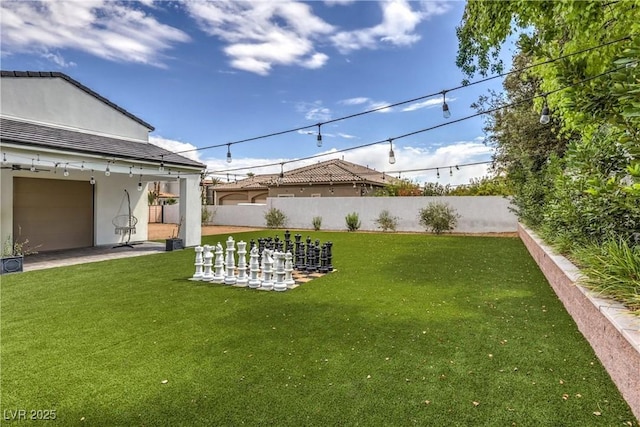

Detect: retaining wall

[518,224,640,421]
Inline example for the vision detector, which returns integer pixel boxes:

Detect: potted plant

[1,232,38,274]
[165,217,184,251]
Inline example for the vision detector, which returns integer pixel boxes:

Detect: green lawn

[1,232,637,426]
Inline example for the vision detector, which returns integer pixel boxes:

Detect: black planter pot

[1,255,24,274]
[165,238,184,251]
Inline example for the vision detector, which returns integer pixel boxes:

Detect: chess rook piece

[320,243,328,273]
[327,241,333,271]
[190,245,204,280]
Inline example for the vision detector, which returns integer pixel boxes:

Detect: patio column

[179,176,201,247]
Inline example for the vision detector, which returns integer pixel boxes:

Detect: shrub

[374,210,398,232]
[418,202,459,234]
[265,208,287,229]
[312,216,322,231]
[345,212,361,232]
[574,238,640,312]
[202,206,216,226]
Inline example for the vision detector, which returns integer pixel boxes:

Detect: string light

[436,168,440,179]
[64,163,69,177]
[316,124,322,147]
[2,153,6,164]
[388,139,396,164]
[159,155,165,172]
[442,91,451,119]
[138,175,143,191]
[105,162,111,176]
[30,159,36,172]
[129,166,133,178]
[449,166,453,177]
[226,144,232,163]
[90,173,96,185]
[540,95,551,124]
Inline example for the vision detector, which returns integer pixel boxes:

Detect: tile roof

[1,71,154,131]
[213,159,397,190]
[0,117,205,169]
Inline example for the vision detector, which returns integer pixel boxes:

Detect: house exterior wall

[0,77,150,141]
[207,196,518,233]
[1,167,150,249]
[269,183,378,198]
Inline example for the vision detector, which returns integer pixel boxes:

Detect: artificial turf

[1,231,637,426]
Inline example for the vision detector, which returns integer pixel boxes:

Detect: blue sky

[1,0,512,186]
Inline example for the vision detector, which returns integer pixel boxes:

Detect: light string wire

[173,35,631,157]
[208,61,630,178]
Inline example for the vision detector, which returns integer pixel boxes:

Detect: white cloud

[331,0,450,54]
[0,1,190,67]
[339,97,370,106]
[296,101,333,122]
[149,136,202,163]
[402,97,447,112]
[338,133,358,139]
[338,97,392,113]
[186,1,334,75]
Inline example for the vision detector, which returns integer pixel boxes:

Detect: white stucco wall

[1,77,150,141]
[207,196,517,233]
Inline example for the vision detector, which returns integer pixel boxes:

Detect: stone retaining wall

[518,223,640,421]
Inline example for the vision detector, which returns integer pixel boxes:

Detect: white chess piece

[236,241,248,287]
[274,251,287,292]
[190,245,204,280]
[248,246,261,288]
[212,243,225,283]
[284,251,295,288]
[261,249,274,290]
[224,236,237,285]
[201,245,213,281]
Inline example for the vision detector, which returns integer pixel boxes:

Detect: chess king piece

[212,242,225,283]
[224,236,237,285]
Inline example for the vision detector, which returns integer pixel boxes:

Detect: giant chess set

[189,231,334,291]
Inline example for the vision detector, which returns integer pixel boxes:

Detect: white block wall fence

[165,196,518,233]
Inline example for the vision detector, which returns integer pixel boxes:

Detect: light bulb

[159,162,165,172]
[442,102,451,119]
[540,104,550,124]
[90,176,96,185]
[388,149,396,164]
[316,124,323,147]
[129,167,133,178]
[226,144,232,163]
[138,182,143,191]
[64,169,69,177]
[105,165,111,176]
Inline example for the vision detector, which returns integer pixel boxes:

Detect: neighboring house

[212,159,396,205]
[0,71,205,251]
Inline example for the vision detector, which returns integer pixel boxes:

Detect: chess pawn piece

[212,242,225,283]
[236,241,248,287]
[284,251,295,288]
[201,245,214,281]
[190,245,204,280]
[273,251,287,292]
[248,246,261,288]
[261,249,274,290]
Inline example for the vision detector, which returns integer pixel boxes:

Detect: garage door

[13,177,94,252]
